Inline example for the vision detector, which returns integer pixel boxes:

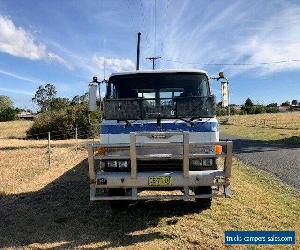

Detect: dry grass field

[0,121,299,249]
[220,112,300,144]
[0,120,33,139]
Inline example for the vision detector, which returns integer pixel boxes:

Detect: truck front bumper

[88,132,233,201]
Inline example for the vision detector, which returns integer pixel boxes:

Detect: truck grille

[137,159,183,171]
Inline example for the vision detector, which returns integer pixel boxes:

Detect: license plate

[148,176,174,186]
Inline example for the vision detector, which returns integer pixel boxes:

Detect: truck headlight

[107,161,118,168]
[191,160,203,167]
[191,159,213,168]
[118,161,128,169]
[203,159,213,167]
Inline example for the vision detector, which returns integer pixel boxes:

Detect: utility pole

[146,56,161,70]
[136,32,141,70]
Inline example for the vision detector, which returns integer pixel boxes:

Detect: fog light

[118,161,128,169]
[107,161,118,168]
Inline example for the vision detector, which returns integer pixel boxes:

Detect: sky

[0,0,299,110]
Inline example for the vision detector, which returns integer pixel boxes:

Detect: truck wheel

[194,186,212,209]
[108,188,129,210]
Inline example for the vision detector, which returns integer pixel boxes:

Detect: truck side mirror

[88,82,98,112]
[219,72,225,79]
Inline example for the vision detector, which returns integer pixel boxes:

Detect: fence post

[75,127,78,151]
[48,132,51,167]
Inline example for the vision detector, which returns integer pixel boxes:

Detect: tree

[230,106,239,115]
[49,97,70,111]
[281,101,290,106]
[0,95,13,111]
[0,96,16,121]
[266,103,278,107]
[245,98,254,107]
[292,99,298,106]
[71,93,89,105]
[266,106,279,113]
[254,105,266,114]
[32,84,57,112]
[243,98,255,114]
[0,107,16,121]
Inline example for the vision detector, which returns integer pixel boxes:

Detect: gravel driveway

[220,134,300,191]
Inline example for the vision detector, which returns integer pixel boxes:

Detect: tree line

[216,98,299,116]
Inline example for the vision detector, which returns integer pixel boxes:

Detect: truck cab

[88,69,232,209]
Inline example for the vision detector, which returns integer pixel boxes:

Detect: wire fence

[0,126,97,194]
[26,124,100,140]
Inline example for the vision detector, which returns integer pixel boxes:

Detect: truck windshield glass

[106,73,209,99]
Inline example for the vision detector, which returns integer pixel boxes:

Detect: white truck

[87,69,232,209]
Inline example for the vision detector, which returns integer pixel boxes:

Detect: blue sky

[0,0,299,110]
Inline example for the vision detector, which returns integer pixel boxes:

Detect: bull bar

[88,132,233,201]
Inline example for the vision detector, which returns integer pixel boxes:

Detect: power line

[165,59,300,66]
[153,0,157,55]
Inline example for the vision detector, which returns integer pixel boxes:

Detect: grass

[220,112,300,144]
[0,120,33,139]
[0,138,299,249]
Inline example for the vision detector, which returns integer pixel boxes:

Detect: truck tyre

[108,188,129,210]
[194,186,212,209]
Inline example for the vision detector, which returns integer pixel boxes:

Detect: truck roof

[110,69,209,77]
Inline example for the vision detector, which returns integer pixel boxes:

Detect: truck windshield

[106,73,210,99]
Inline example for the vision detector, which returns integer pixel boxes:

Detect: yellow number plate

[148,176,174,186]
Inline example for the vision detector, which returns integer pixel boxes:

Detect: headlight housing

[202,159,213,167]
[106,160,129,169]
[190,159,214,168]
[118,161,128,169]
[107,161,118,168]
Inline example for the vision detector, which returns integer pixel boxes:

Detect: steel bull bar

[88,132,233,201]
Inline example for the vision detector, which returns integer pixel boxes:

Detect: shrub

[26,103,100,139]
[0,107,16,121]
[216,106,227,116]
[254,105,266,114]
[266,106,279,113]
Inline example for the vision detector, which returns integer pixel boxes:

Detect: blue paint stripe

[100,121,218,134]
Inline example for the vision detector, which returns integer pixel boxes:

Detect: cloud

[0,87,33,96]
[0,15,46,60]
[149,1,300,76]
[47,52,73,70]
[0,69,40,84]
[231,6,300,74]
[0,15,72,69]
[92,56,135,72]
